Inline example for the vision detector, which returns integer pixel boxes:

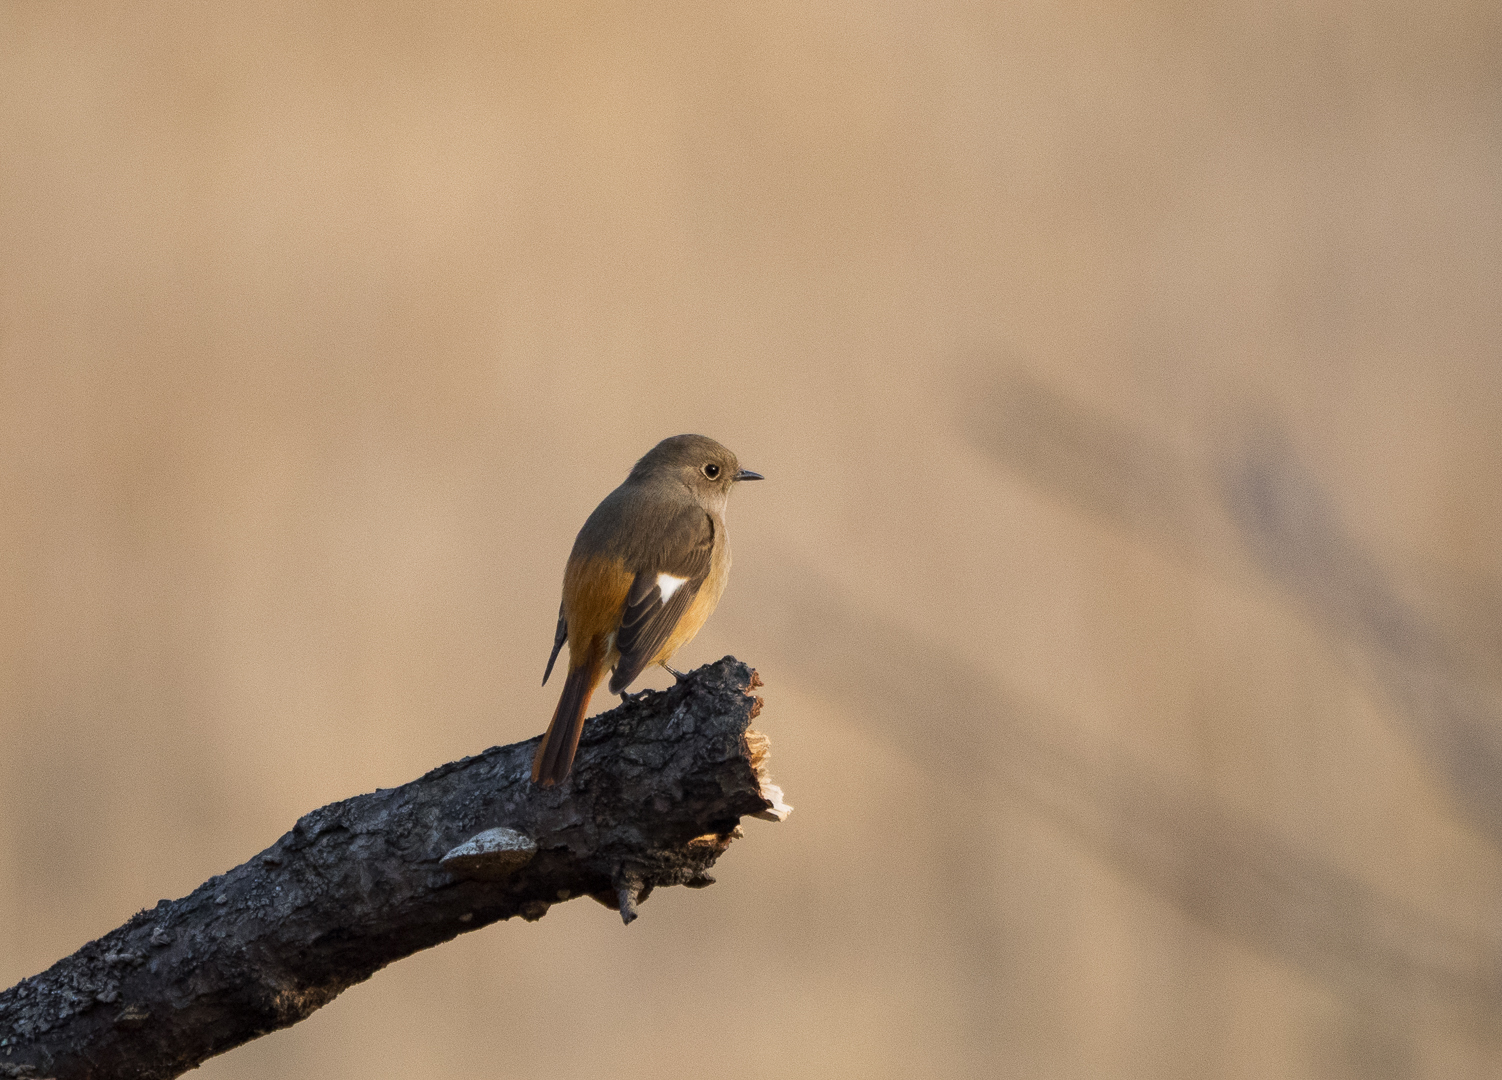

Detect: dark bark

[0,657,785,1080]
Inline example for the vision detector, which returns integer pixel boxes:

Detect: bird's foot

[662,664,689,683]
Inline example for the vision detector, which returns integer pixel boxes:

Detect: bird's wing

[609,507,715,693]
[542,600,567,685]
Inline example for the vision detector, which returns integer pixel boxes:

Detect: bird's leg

[660,662,690,683]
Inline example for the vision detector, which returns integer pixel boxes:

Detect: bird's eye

[702,463,721,479]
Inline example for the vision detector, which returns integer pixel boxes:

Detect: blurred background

[3,2,1501,1077]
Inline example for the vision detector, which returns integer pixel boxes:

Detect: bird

[531,434,763,786]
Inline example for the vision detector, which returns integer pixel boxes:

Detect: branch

[0,657,788,1080]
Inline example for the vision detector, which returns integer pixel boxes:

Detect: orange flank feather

[563,556,635,642]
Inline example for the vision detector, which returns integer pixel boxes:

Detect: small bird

[531,434,763,785]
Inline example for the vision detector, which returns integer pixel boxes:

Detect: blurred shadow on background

[1224,434,1502,847]
[739,553,1502,1054]
[961,369,1502,849]
[960,370,1203,563]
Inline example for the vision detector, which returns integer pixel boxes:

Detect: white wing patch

[656,572,688,603]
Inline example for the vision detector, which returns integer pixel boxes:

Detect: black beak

[735,469,764,482]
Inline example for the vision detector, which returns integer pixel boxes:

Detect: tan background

[4,2,1502,1077]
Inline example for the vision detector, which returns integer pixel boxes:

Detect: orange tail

[532,651,605,785]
